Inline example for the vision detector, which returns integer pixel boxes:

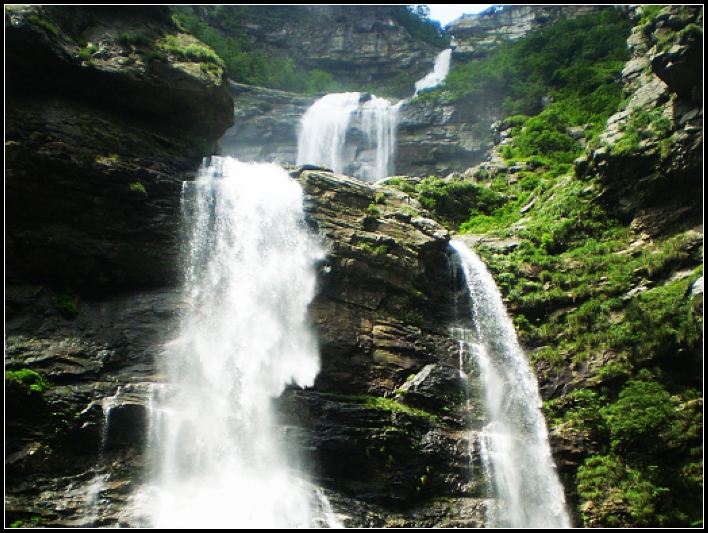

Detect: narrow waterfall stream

[414,49,452,95]
[450,240,571,528]
[142,157,324,528]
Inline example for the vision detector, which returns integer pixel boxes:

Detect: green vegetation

[425,8,630,120]
[610,107,673,156]
[385,177,502,230]
[79,43,98,62]
[365,203,381,218]
[170,7,341,94]
[390,5,449,48]
[119,32,152,48]
[158,34,224,67]
[356,241,388,256]
[56,291,78,318]
[129,181,147,195]
[407,7,701,527]
[27,12,60,38]
[6,369,51,394]
[328,394,438,421]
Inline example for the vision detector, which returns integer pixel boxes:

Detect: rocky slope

[449,5,703,527]
[5,5,233,527]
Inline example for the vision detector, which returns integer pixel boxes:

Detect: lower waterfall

[450,240,571,528]
[140,157,323,528]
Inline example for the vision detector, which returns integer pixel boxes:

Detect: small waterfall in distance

[414,49,452,95]
[450,240,571,528]
[296,92,399,181]
[296,48,452,182]
[140,157,325,528]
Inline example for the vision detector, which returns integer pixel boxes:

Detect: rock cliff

[191,5,443,97]
[447,5,605,59]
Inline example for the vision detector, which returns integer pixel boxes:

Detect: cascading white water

[143,157,323,528]
[414,48,452,95]
[450,240,570,528]
[296,92,399,181]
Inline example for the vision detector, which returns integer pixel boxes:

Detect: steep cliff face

[448,5,605,59]
[5,5,233,527]
[584,5,703,233]
[5,5,233,291]
[281,169,489,526]
[190,5,443,97]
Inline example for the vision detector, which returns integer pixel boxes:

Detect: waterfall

[296,92,399,181]
[414,49,452,95]
[450,240,570,528]
[143,157,323,528]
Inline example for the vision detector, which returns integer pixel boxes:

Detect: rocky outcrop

[396,94,496,177]
[5,5,233,291]
[278,169,489,526]
[447,5,605,60]
[582,5,702,235]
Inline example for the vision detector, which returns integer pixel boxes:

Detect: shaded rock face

[220,82,315,164]
[5,5,233,292]
[447,5,605,60]
[583,5,703,235]
[277,170,490,525]
[396,95,497,178]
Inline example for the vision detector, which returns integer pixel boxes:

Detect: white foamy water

[296,92,399,181]
[450,239,571,528]
[142,157,322,528]
[414,48,452,95]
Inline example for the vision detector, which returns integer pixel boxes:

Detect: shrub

[119,32,151,47]
[56,292,78,318]
[6,368,51,394]
[129,181,147,195]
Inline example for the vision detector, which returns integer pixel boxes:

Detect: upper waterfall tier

[414,49,452,95]
[297,92,400,181]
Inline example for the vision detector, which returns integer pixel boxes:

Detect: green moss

[158,34,224,67]
[56,292,78,318]
[328,394,438,422]
[27,13,60,38]
[356,241,388,256]
[6,368,51,394]
[129,181,147,195]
